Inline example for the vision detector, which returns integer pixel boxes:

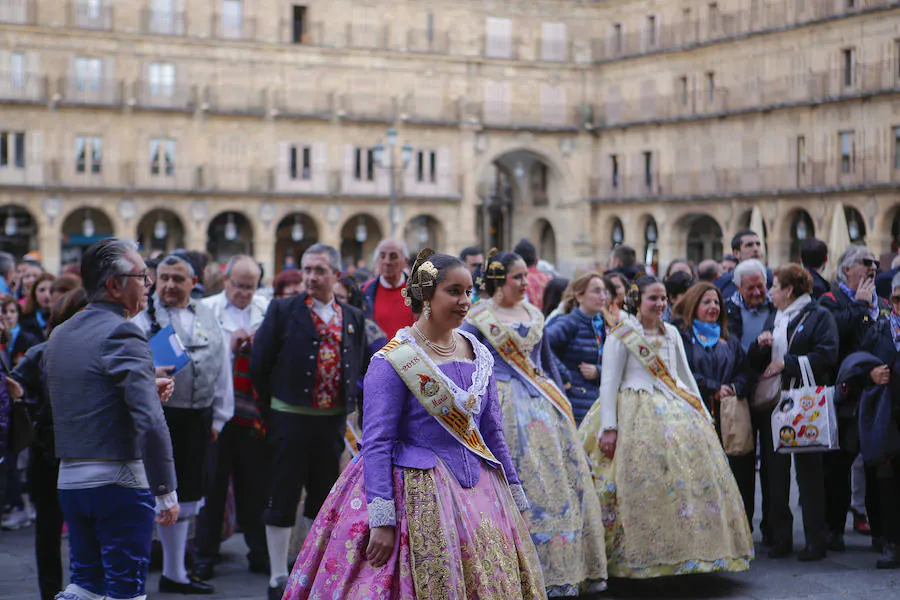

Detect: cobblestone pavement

[2,510,899,599]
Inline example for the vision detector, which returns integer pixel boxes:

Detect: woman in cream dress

[580,275,753,578]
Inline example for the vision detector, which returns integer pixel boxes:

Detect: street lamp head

[355,218,368,243]
[387,127,398,147]
[373,141,385,167]
[401,142,413,166]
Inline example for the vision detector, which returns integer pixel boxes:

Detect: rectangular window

[0,132,23,169]
[76,135,103,174]
[149,62,175,97]
[426,12,434,42]
[894,126,900,170]
[292,5,306,43]
[13,132,24,168]
[680,76,688,105]
[74,57,101,92]
[354,148,374,181]
[485,17,512,59]
[707,71,715,102]
[647,15,657,47]
[709,2,719,33]
[0,133,7,167]
[289,145,311,180]
[416,150,437,183]
[797,135,807,176]
[643,151,653,187]
[843,48,855,87]
[613,23,622,53]
[10,53,24,88]
[150,138,175,176]
[222,0,242,31]
[610,154,619,189]
[896,39,900,81]
[840,131,855,174]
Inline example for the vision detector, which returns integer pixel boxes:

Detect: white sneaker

[22,495,37,521]
[1,507,32,530]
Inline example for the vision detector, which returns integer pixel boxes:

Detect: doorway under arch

[340,214,382,269]
[61,207,115,264]
[275,213,319,272]
[683,214,724,264]
[137,209,186,255]
[207,211,254,265]
[0,205,38,259]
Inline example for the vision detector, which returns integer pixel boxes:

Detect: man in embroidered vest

[133,254,234,595]
[251,243,368,600]
[362,238,415,338]
[193,255,270,581]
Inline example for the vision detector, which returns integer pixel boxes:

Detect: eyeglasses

[121,271,152,286]
[860,258,880,269]
[227,280,256,292]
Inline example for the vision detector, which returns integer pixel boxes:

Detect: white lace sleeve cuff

[367,497,396,528]
[509,484,529,512]
[155,491,179,512]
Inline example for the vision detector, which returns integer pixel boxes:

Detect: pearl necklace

[413,323,458,357]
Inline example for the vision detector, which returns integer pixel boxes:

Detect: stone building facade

[0,0,898,276]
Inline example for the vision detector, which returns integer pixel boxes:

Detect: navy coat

[545,308,604,424]
[680,326,749,407]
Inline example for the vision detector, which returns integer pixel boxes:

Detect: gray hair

[224,254,260,278]
[0,251,14,275]
[158,254,196,278]
[892,272,900,292]
[303,243,342,273]
[374,238,410,263]
[81,238,139,301]
[836,245,872,283]
[732,258,767,288]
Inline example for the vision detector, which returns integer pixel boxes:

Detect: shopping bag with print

[771,356,839,454]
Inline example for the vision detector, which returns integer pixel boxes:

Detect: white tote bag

[771,356,839,454]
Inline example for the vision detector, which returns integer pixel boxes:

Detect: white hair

[373,238,410,263]
[836,245,872,283]
[732,258,767,288]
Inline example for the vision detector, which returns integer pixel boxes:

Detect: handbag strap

[786,311,811,353]
[798,355,815,388]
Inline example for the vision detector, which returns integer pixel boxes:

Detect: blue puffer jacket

[545,308,603,425]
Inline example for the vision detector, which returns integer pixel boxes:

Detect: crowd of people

[1,227,899,600]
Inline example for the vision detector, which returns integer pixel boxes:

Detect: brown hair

[23,273,56,316]
[673,281,728,339]
[773,263,813,298]
[0,295,20,345]
[48,288,88,333]
[272,269,303,298]
[51,274,82,297]
[561,272,605,314]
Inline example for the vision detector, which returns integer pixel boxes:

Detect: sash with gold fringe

[469,303,576,425]
[380,337,499,465]
[610,320,711,422]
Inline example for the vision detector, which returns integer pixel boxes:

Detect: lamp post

[373,127,413,237]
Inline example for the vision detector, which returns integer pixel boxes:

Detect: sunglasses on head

[861,258,880,269]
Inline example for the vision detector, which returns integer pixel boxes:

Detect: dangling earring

[495,289,504,303]
[423,301,432,320]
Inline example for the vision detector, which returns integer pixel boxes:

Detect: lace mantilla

[509,484,529,512]
[385,327,494,416]
[367,496,396,527]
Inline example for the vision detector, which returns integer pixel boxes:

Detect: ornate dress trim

[367,496,396,527]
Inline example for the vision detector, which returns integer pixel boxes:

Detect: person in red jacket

[362,238,415,339]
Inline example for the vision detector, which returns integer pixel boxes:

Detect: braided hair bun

[482,249,524,297]
[402,249,466,313]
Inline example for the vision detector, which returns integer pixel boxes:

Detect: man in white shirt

[133,254,233,595]
[193,256,270,580]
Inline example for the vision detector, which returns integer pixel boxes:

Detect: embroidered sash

[469,304,576,425]
[381,337,499,465]
[610,320,712,422]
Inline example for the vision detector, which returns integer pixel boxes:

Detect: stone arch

[207,210,254,264]
[136,208,186,254]
[780,208,816,263]
[844,204,866,244]
[403,214,444,256]
[0,203,39,258]
[530,218,557,265]
[275,212,320,272]
[60,206,116,264]
[340,213,383,268]
[675,213,724,265]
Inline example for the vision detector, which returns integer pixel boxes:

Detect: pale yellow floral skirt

[579,387,754,579]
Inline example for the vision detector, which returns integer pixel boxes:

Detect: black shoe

[873,537,885,553]
[876,542,900,569]
[798,546,826,562]
[768,543,793,559]
[192,561,215,581]
[159,575,216,595]
[268,576,288,600]
[826,531,845,552]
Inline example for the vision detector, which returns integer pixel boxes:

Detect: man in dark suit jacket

[45,238,177,600]
[800,238,831,300]
[250,243,367,600]
[715,229,773,299]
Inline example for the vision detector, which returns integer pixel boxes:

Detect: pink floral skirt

[283,456,545,600]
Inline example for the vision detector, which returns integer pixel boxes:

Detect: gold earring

[495,289,504,303]
[423,301,432,320]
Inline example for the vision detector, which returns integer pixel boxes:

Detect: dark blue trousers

[58,485,155,599]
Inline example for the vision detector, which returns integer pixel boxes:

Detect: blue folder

[148,324,191,374]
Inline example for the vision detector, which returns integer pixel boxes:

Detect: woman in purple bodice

[282,250,545,600]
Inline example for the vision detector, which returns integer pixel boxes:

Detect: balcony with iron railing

[140,8,186,36]
[131,80,198,112]
[591,0,899,62]
[590,154,899,201]
[58,76,123,107]
[211,12,257,41]
[479,34,523,60]
[0,0,35,24]
[67,0,112,30]
[0,71,47,103]
[593,60,900,129]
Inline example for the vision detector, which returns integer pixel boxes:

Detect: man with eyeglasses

[193,255,270,581]
[133,254,233,595]
[820,245,891,554]
[361,238,415,339]
[459,246,484,302]
[715,230,774,300]
[45,238,177,600]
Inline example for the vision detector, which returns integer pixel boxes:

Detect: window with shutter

[541,22,566,62]
[486,17,512,59]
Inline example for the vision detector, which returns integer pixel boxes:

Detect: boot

[876,542,900,569]
[826,531,845,552]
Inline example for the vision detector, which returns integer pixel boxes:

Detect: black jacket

[808,268,830,301]
[250,292,368,413]
[680,326,749,406]
[19,310,48,342]
[9,342,53,455]
[819,283,891,366]
[835,351,900,463]
[748,300,839,390]
[875,267,899,302]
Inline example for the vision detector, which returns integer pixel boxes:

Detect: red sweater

[373,282,415,339]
